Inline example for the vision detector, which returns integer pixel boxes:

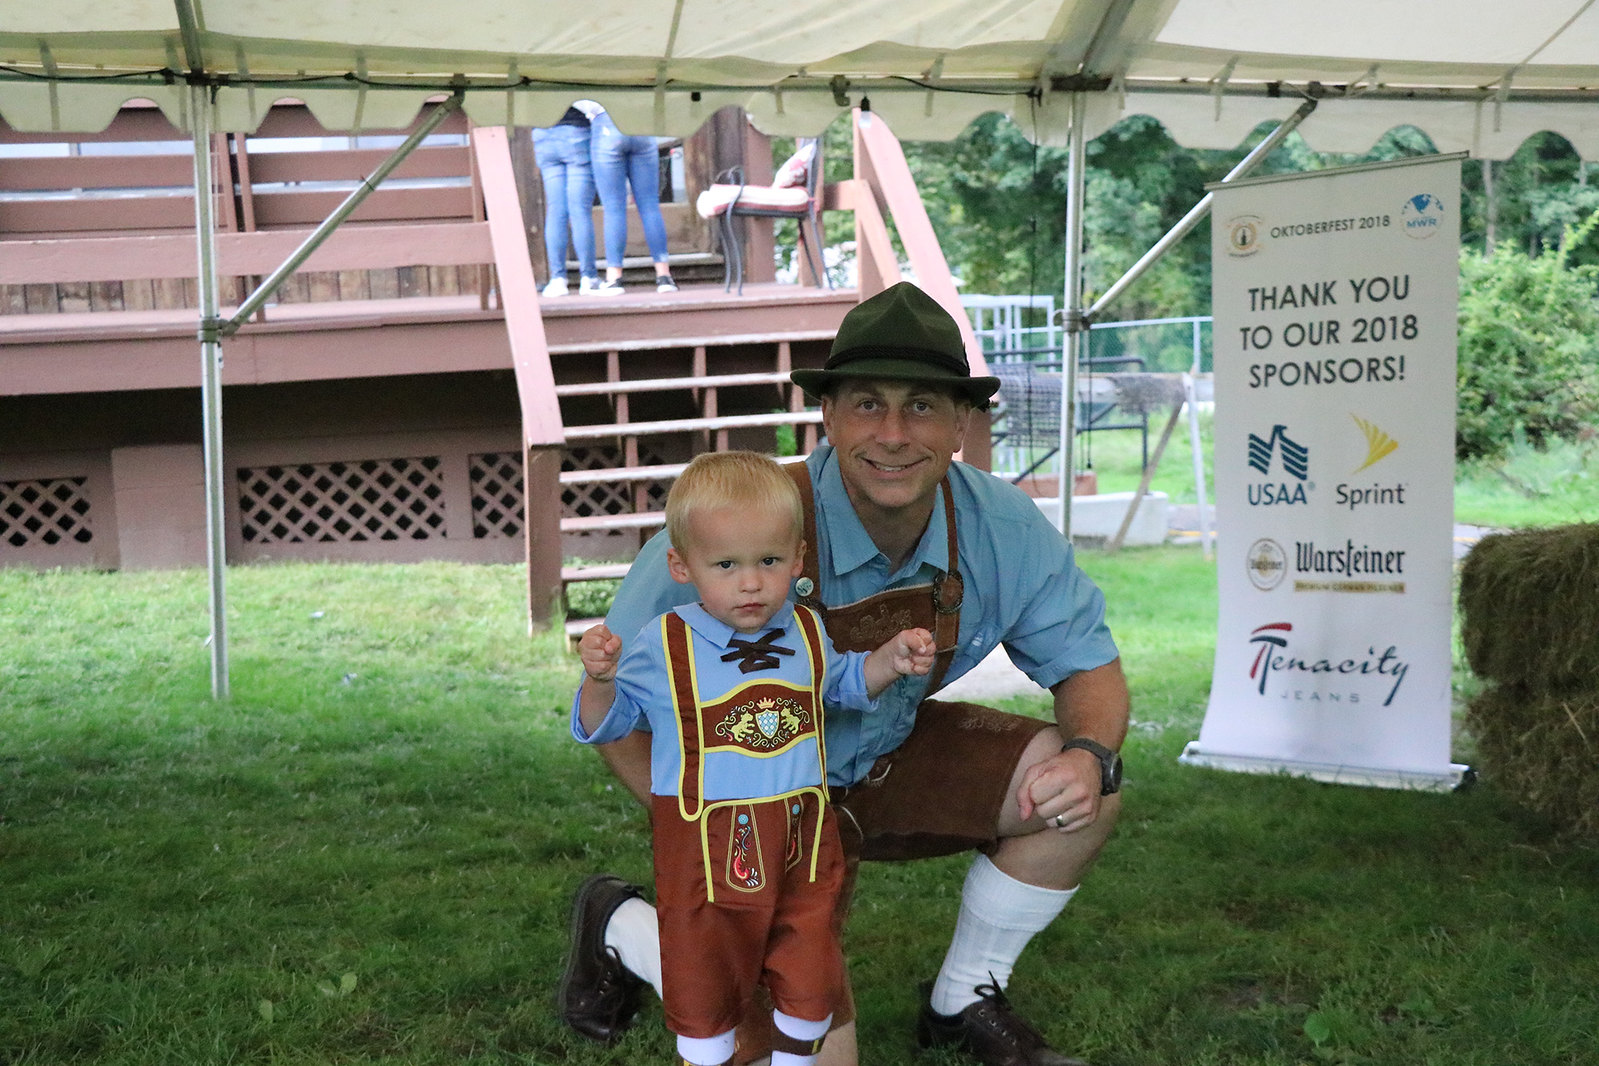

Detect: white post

[1056,92,1088,538]
[191,83,229,699]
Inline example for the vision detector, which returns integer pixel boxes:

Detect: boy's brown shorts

[732,698,1055,1058]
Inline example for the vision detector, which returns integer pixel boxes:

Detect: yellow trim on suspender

[792,604,829,794]
[663,614,707,823]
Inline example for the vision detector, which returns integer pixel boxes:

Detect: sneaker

[655,274,679,293]
[916,980,1087,1066]
[556,875,648,1043]
[582,277,627,297]
[578,275,602,295]
[541,277,569,298]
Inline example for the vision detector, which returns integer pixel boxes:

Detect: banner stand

[1190,154,1472,792]
[1179,743,1472,793]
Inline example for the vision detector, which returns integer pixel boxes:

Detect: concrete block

[1033,491,1170,547]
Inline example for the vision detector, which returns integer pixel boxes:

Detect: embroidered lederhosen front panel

[704,682,818,756]
[653,788,830,905]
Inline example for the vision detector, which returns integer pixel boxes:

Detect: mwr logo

[1246,621,1410,706]
[1246,424,1310,506]
[1225,214,1262,257]
[1400,192,1445,239]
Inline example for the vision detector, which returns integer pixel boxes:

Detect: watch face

[1104,754,1124,795]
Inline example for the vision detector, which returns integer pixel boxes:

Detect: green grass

[4,551,1597,1065]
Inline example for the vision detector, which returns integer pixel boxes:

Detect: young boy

[572,451,935,1066]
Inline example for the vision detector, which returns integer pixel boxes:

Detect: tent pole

[221,91,465,335]
[1057,91,1088,540]
[191,82,229,699]
[1086,97,1317,322]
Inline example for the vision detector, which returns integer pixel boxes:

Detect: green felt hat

[790,282,1000,408]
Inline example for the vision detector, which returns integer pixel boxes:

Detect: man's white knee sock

[929,854,1077,1016]
[604,896,664,997]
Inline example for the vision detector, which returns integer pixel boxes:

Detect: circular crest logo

[1246,538,1287,591]
[1226,214,1263,257]
[1400,193,1446,239]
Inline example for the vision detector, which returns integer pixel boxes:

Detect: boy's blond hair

[665,451,803,551]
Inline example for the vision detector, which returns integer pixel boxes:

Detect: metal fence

[960,294,1212,481]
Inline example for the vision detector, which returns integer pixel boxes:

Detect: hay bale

[1466,684,1599,839]
[1458,523,1599,690]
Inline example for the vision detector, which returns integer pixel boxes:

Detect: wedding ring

[1052,814,1066,829]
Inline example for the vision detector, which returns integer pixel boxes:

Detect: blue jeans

[532,122,597,280]
[590,112,670,268]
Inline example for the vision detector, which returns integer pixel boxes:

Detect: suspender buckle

[933,569,964,614]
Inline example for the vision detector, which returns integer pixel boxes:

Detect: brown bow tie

[721,629,795,674]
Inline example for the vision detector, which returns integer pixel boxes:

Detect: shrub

[1455,210,1599,461]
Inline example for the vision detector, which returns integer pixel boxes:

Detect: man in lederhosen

[559,282,1130,1066]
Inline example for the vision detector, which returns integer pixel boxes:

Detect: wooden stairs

[541,286,853,638]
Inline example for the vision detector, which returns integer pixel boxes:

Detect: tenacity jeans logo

[1248,622,1409,706]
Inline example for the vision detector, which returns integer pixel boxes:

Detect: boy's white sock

[678,1029,736,1065]
[604,896,664,997]
[770,1009,832,1066]
[929,854,1077,1016]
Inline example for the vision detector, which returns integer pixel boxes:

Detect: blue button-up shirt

[600,446,1119,788]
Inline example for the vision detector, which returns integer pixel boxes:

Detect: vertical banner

[1181,155,1471,791]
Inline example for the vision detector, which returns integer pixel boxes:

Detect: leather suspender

[784,461,964,694]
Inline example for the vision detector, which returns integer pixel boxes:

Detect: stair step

[561,512,667,533]
[560,453,805,486]
[555,370,797,398]
[565,409,822,442]
[561,562,633,583]
[566,616,603,642]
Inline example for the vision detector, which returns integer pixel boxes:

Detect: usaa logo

[1246,424,1310,506]
[1226,214,1263,257]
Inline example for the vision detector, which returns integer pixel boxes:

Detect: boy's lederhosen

[652,606,847,1039]
[729,462,1054,1053]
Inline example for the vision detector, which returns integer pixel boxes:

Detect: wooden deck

[0,282,856,395]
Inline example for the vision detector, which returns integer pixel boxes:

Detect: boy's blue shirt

[571,600,878,801]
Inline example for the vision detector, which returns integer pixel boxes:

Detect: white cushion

[696,183,811,218]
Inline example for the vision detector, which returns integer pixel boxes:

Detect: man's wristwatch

[1061,737,1123,795]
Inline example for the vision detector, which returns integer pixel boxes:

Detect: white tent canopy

[4,1,1599,156]
[8,0,1599,697]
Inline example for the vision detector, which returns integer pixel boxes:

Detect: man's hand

[579,623,623,683]
[1015,744,1104,834]
[888,627,936,677]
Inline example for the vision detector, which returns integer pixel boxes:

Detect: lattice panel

[470,452,524,538]
[562,445,672,518]
[238,457,445,543]
[1,476,93,547]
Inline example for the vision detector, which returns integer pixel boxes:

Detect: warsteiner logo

[1246,538,1287,591]
[1247,622,1410,705]
[1226,214,1263,257]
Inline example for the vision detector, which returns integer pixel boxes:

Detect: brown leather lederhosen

[651,607,847,1036]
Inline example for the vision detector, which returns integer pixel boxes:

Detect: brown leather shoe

[556,874,647,1043]
[916,980,1088,1066]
